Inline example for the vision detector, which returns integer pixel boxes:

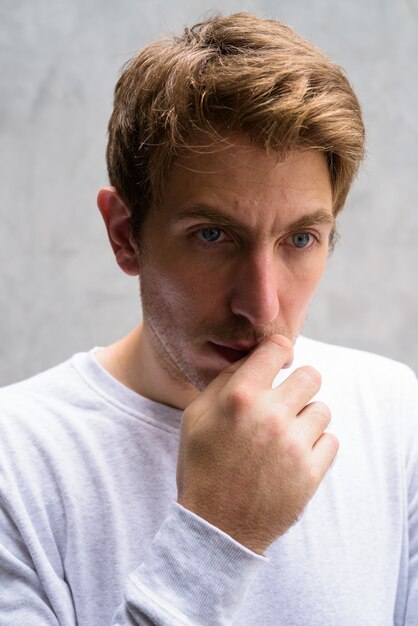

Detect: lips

[209,340,256,364]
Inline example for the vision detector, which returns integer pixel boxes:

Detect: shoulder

[297,335,416,382]
[0,352,111,500]
[0,352,99,450]
[0,349,105,413]
[296,336,418,416]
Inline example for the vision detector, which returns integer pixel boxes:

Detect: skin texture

[97,135,339,551]
[98,136,335,409]
[177,334,338,553]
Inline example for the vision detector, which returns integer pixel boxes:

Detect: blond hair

[106,13,365,238]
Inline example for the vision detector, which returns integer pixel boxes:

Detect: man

[0,12,417,625]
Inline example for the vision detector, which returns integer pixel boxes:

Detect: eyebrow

[285,210,335,232]
[174,205,335,233]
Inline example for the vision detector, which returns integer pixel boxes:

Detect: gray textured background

[1,0,417,386]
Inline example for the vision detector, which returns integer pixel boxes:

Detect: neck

[95,325,199,410]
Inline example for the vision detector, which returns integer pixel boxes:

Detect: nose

[229,249,280,326]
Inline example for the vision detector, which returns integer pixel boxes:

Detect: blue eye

[292,233,311,248]
[199,227,222,242]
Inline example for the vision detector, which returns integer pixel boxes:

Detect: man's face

[138,135,334,391]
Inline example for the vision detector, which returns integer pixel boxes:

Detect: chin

[186,367,219,391]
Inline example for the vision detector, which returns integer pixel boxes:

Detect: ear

[97,187,140,276]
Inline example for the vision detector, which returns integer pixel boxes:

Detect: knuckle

[223,385,253,415]
[311,401,331,426]
[264,413,286,438]
[307,463,323,487]
[294,366,321,388]
[324,432,340,456]
[284,435,306,462]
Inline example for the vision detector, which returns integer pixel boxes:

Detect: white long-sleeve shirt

[0,336,417,625]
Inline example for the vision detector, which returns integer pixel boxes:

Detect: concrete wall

[1,0,417,385]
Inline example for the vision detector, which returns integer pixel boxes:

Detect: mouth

[208,340,256,364]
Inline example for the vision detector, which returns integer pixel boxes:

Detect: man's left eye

[292,233,312,248]
[198,227,223,242]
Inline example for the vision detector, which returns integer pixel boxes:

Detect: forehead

[157,134,333,229]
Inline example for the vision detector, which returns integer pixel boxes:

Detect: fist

[176,335,339,554]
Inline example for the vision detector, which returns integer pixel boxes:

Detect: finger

[186,354,249,416]
[225,334,294,389]
[275,365,322,415]
[311,431,339,480]
[296,401,331,444]
[186,334,293,416]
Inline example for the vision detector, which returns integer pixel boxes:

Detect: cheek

[142,261,224,319]
[281,262,326,311]
[296,253,328,287]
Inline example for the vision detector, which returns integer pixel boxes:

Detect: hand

[176,334,339,554]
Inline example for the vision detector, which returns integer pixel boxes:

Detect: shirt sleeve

[0,492,76,626]
[111,503,266,625]
[0,490,264,626]
[399,366,418,625]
